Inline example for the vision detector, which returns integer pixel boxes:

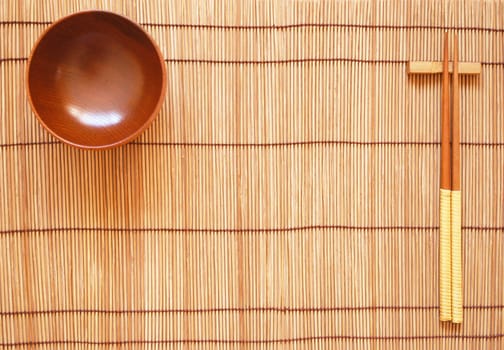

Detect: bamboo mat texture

[1,0,503,349]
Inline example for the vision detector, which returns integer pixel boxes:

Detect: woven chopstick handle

[451,190,463,323]
[439,188,452,321]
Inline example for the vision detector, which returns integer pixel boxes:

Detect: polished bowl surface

[27,11,166,149]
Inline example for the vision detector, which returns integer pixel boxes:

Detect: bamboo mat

[1,0,503,349]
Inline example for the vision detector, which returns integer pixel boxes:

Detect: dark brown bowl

[27,11,166,149]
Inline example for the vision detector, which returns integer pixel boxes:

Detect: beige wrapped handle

[439,188,452,321]
[451,190,463,323]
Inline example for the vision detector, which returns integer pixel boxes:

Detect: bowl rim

[26,10,167,150]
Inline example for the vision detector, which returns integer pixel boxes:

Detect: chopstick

[439,31,452,322]
[451,33,463,323]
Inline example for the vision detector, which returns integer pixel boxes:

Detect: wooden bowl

[27,11,166,149]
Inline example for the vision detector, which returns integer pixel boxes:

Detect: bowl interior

[28,11,165,148]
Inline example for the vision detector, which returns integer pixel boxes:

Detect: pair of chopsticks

[439,32,462,324]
